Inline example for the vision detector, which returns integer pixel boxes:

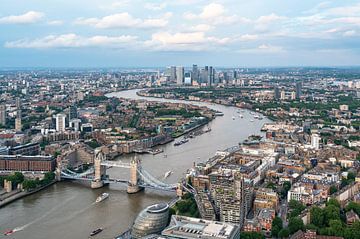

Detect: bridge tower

[91,149,106,189]
[127,155,143,194]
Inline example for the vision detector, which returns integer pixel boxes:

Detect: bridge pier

[91,149,106,189]
[91,180,104,189]
[127,156,143,194]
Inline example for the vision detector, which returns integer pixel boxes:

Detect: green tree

[327,198,341,208]
[288,200,306,218]
[22,179,37,190]
[239,232,265,239]
[346,202,360,216]
[324,204,341,226]
[310,206,325,227]
[288,217,305,234]
[271,216,283,237]
[329,185,338,195]
[278,228,290,238]
[328,219,344,237]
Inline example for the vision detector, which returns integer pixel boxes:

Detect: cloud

[47,20,63,26]
[75,12,171,29]
[188,24,213,32]
[144,31,230,51]
[256,13,287,25]
[144,2,167,11]
[0,11,44,24]
[237,44,284,54]
[183,3,248,25]
[99,0,130,10]
[4,34,138,49]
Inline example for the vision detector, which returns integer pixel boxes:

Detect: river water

[0,89,271,239]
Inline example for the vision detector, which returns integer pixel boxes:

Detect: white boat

[96,193,109,203]
[250,119,254,122]
[239,114,243,118]
[164,171,173,178]
[232,116,235,120]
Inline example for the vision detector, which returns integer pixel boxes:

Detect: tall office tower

[200,68,208,84]
[176,66,184,85]
[274,87,280,100]
[16,97,21,110]
[55,114,66,132]
[280,89,286,100]
[208,66,214,86]
[170,66,176,82]
[311,134,321,150]
[15,117,22,131]
[192,64,199,83]
[296,81,302,99]
[184,72,192,85]
[291,91,296,100]
[0,105,6,126]
[233,70,238,79]
[69,105,78,122]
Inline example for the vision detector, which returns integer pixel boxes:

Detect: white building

[55,114,66,132]
[311,133,320,150]
[176,66,184,85]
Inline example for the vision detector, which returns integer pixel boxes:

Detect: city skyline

[0,0,360,67]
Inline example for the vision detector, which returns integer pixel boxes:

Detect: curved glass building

[131,203,170,238]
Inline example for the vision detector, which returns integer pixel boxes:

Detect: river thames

[0,89,271,239]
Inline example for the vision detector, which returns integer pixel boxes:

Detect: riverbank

[0,180,56,208]
[136,89,270,120]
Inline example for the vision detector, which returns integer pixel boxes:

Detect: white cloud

[144,2,167,11]
[188,24,213,32]
[47,20,63,26]
[4,34,138,49]
[237,44,284,54]
[75,12,171,29]
[237,34,259,41]
[183,3,247,25]
[144,31,230,51]
[99,0,130,10]
[0,11,44,24]
[256,13,287,25]
[343,30,357,37]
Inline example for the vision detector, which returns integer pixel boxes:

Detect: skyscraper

[170,66,176,83]
[192,64,199,83]
[209,66,214,86]
[274,87,280,100]
[55,114,66,132]
[15,97,22,131]
[0,105,6,126]
[184,72,192,85]
[176,66,184,85]
[296,82,302,99]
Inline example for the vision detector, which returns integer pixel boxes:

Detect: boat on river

[164,171,173,178]
[90,228,103,236]
[95,193,109,203]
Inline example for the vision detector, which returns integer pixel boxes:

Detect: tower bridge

[57,149,185,195]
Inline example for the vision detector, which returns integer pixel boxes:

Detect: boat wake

[10,196,76,233]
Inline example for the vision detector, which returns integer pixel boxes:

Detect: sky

[0,0,360,68]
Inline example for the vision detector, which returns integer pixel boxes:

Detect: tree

[310,206,325,228]
[271,216,283,237]
[327,198,340,208]
[329,185,338,195]
[281,181,291,198]
[240,232,265,239]
[278,228,290,238]
[288,217,304,234]
[346,202,360,216]
[288,200,306,218]
[328,219,344,237]
[324,204,341,226]
[22,179,37,190]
